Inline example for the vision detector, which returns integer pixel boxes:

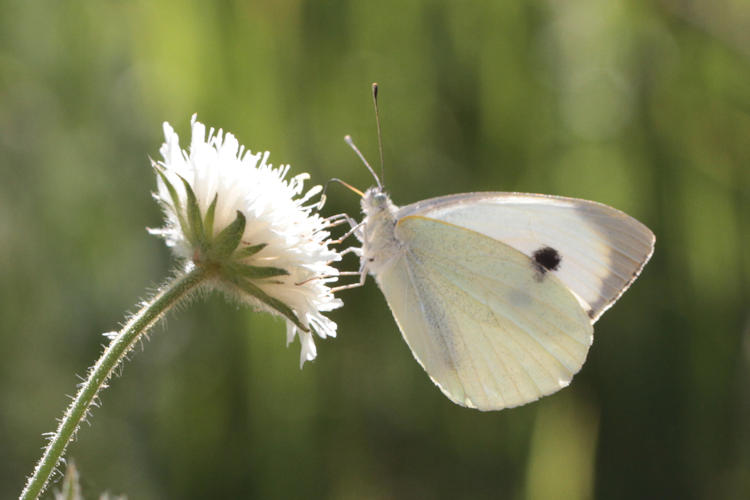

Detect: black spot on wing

[532,246,561,274]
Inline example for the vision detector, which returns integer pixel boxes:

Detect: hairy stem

[20,266,210,500]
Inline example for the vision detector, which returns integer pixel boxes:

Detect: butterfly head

[361,186,397,218]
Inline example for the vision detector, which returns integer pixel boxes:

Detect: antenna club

[372,82,378,98]
[344,135,353,145]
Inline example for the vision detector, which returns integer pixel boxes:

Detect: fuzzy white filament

[151,115,342,366]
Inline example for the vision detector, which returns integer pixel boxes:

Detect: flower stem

[20,266,210,500]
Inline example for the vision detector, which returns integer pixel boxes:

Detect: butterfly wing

[375,215,593,411]
[397,193,655,321]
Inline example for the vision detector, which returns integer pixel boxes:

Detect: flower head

[150,115,342,366]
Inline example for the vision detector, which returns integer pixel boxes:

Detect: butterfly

[333,85,655,411]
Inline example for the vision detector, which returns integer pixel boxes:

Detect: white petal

[298,329,318,368]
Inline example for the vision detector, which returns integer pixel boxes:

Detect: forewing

[376,215,593,411]
[397,192,654,321]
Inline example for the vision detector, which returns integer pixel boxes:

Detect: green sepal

[203,193,218,240]
[232,277,308,331]
[210,210,246,259]
[235,243,267,258]
[227,262,289,279]
[153,164,188,238]
[178,175,205,249]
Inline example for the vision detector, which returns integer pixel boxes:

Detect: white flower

[150,115,342,366]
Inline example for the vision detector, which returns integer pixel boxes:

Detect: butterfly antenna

[372,82,385,187]
[345,134,382,189]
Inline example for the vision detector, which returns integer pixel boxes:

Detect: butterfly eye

[374,192,387,205]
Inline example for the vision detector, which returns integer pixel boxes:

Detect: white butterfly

[334,87,655,411]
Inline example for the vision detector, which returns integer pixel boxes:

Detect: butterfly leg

[339,246,363,258]
[294,271,361,286]
[319,213,366,291]
[330,268,368,293]
[328,219,364,246]
[325,213,355,228]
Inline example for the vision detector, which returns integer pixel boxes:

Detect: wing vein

[411,254,554,401]
[409,242,587,385]
[402,252,470,402]
[407,252,492,406]
[414,257,517,406]
[412,246,589,344]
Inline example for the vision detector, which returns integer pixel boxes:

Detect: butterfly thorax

[360,188,404,276]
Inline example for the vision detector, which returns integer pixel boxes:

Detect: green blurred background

[1,1,749,499]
